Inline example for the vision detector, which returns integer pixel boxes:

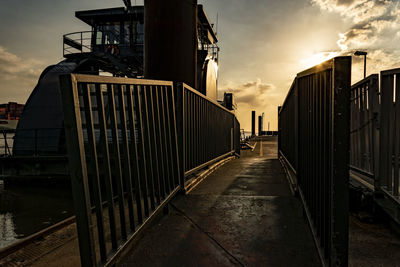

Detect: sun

[300,52,339,69]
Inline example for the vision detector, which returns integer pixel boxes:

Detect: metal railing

[0,130,14,157]
[12,128,64,156]
[60,74,181,266]
[60,74,240,266]
[349,69,400,221]
[379,68,400,197]
[175,83,240,183]
[279,57,351,267]
[63,31,143,57]
[350,75,380,186]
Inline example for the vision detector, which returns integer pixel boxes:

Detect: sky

[1,0,400,131]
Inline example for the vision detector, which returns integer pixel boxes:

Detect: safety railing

[60,74,181,266]
[350,75,380,186]
[60,74,240,266]
[12,128,64,156]
[379,68,400,197]
[279,57,351,267]
[63,31,143,57]
[175,83,240,184]
[0,130,14,157]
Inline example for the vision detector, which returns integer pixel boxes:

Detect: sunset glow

[300,52,339,69]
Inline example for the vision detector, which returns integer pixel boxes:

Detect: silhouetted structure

[252,111,256,137]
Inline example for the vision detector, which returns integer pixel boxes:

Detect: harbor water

[0,183,73,249]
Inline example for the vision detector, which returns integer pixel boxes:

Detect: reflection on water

[0,213,15,248]
[0,183,73,249]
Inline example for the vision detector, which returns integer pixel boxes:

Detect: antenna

[123,0,132,8]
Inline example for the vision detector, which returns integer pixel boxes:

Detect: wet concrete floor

[121,137,321,266]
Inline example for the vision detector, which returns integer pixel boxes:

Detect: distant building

[0,102,24,120]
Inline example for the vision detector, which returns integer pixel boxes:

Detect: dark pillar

[144,0,197,88]
[251,111,256,137]
[258,116,262,136]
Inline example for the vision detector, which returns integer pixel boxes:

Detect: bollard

[260,140,263,157]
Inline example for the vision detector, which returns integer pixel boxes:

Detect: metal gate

[279,57,351,267]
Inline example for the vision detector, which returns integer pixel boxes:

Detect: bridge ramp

[121,137,320,266]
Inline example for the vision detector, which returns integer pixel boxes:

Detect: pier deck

[120,137,320,266]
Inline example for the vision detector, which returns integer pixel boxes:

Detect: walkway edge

[185,156,236,194]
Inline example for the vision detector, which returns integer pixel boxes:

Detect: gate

[279,57,351,266]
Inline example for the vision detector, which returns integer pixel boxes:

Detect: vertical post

[379,73,394,191]
[363,55,366,79]
[59,74,96,267]
[175,83,185,192]
[278,106,281,152]
[330,57,351,266]
[252,111,256,137]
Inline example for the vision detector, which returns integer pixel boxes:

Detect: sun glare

[300,52,339,69]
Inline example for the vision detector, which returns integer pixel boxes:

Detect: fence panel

[176,83,239,182]
[350,75,380,186]
[60,74,181,266]
[380,68,400,197]
[279,57,351,267]
[278,81,298,173]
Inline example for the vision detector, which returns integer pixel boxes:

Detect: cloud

[0,46,43,82]
[311,0,392,23]
[222,79,276,108]
[312,0,400,81]
[312,0,400,49]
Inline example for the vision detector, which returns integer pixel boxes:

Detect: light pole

[354,51,367,78]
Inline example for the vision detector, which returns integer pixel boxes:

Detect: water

[0,184,73,249]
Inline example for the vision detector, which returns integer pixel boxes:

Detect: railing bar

[82,83,108,262]
[321,71,327,254]
[318,72,323,240]
[126,86,144,224]
[141,86,156,211]
[133,85,150,217]
[117,85,136,232]
[150,86,162,203]
[107,84,128,240]
[165,85,177,188]
[169,84,181,188]
[165,86,174,193]
[158,85,171,196]
[148,86,161,205]
[394,75,400,196]
[380,74,394,191]
[184,90,188,174]
[95,83,118,250]
[189,92,193,171]
[72,74,174,87]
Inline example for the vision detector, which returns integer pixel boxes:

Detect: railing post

[175,82,185,192]
[59,74,96,267]
[379,73,394,191]
[369,76,380,189]
[330,57,351,266]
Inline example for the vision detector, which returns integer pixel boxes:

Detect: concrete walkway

[121,137,320,266]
